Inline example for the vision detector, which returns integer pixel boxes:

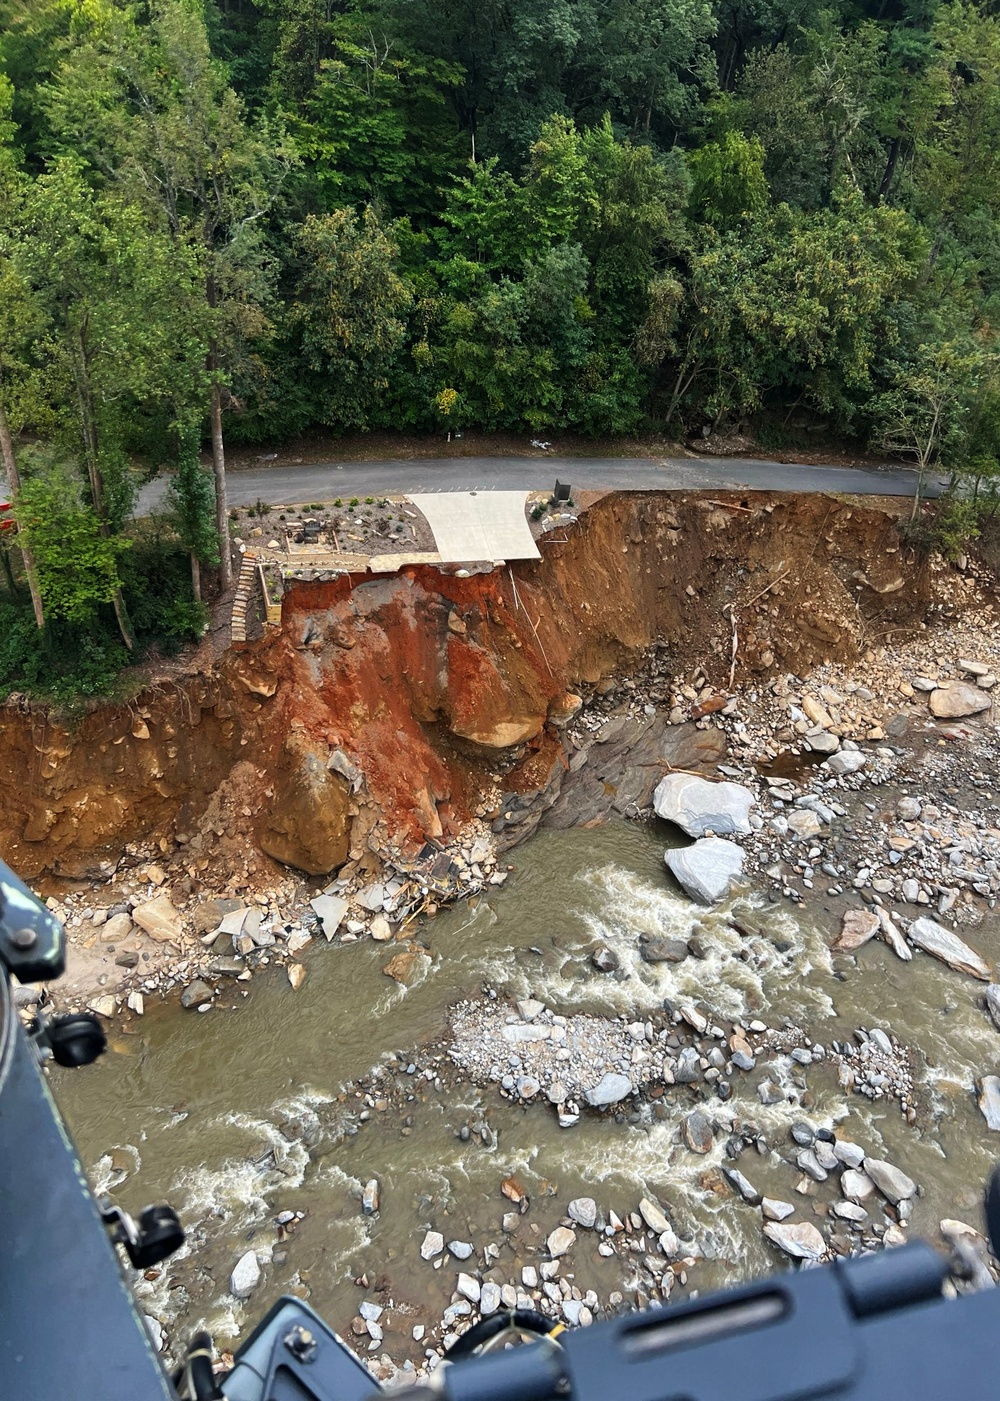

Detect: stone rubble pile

[42,818,508,1023]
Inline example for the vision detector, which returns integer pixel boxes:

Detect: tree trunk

[210,377,233,589]
[877,136,902,203]
[191,550,202,603]
[73,334,135,650]
[1,544,18,599]
[0,391,44,627]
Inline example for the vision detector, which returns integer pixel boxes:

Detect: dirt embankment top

[0,491,947,887]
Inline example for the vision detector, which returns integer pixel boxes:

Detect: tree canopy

[2,0,1000,695]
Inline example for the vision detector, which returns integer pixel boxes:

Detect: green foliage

[165,418,220,565]
[688,130,768,225]
[286,207,412,428]
[0,602,130,704]
[16,465,129,623]
[3,0,1000,622]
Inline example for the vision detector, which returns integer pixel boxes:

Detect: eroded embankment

[0,491,928,881]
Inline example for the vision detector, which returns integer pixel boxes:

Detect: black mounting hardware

[101,1200,185,1270]
[0,858,65,984]
[37,1011,107,1068]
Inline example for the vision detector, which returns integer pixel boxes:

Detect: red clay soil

[0,491,933,882]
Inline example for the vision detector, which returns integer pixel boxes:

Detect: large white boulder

[665,837,745,904]
[908,918,991,980]
[653,773,754,837]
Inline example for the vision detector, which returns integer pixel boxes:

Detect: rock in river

[547,1226,576,1257]
[684,1109,714,1154]
[863,1158,916,1204]
[986,985,1000,1032]
[568,1197,598,1228]
[763,1221,826,1260]
[230,1251,261,1299]
[653,773,754,838]
[420,1231,444,1260]
[640,936,689,963]
[832,909,879,952]
[978,1077,1000,1131]
[908,918,991,981]
[180,979,214,1009]
[665,837,745,905]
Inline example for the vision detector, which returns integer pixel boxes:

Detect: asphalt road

[134,454,945,513]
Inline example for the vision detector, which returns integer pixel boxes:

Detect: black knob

[48,1014,106,1067]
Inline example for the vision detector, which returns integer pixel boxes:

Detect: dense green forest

[3,0,1000,699]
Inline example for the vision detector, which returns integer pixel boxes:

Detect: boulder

[665,837,745,904]
[929,683,991,719]
[876,908,912,961]
[684,1109,714,1154]
[653,773,754,837]
[761,1198,795,1222]
[180,979,214,1009]
[585,1072,633,1106]
[832,909,879,952]
[451,716,543,749]
[639,1198,671,1235]
[567,1197,598,1228]
[230,1251,261,1299]
[132,895,183,943]
[841,1169,876,1201]
[823,751,866,777]
[591,946,620,972]
[864,1158,916,1203]
[547,1226,576,1257]
[908,918,990,980]
[640,936,690,963]
[978,1076,1000,1131]
[258,729,351,875]
[548,693,583,726]
[362,1179,379,1215]
[763,1221,826,1260]
[102,912,135,944]
[986,985,1000,1032]
[805,731,840,755]
[787,809,823,839]
[310,894,348,941]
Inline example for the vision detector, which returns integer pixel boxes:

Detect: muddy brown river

[53,819,1000,1366]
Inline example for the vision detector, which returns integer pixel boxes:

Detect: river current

[54,818,1000,1364]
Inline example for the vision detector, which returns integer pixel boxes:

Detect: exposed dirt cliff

[0,491,932,881]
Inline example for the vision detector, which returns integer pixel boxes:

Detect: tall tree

[0,74,45,627]
[165,418,219,603]
[286,207,412,428]
[22,161,203,647]
[46,0,294,590]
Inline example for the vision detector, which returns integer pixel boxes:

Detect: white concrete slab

[408,491,540,564]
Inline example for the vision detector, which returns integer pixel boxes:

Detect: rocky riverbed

[27,553,1000,1386]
